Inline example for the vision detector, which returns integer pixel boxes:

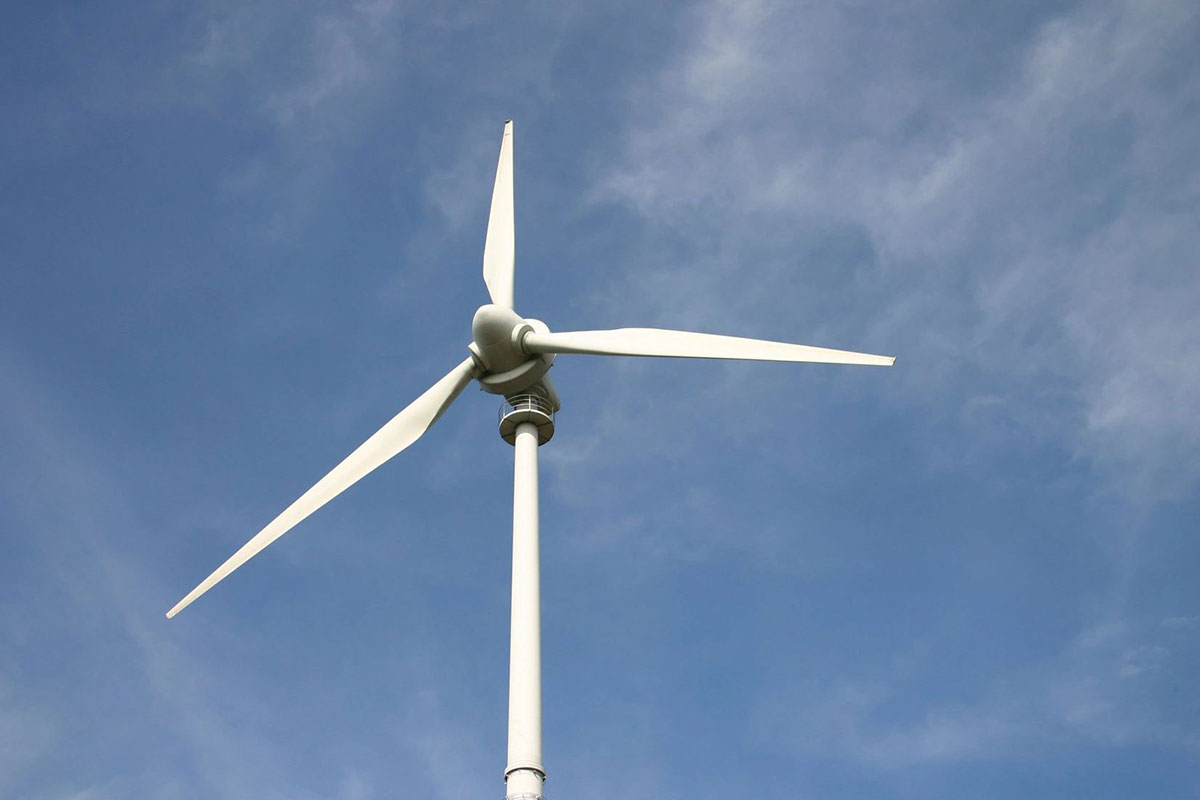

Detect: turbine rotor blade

[482,120,515,308]
[167,356,480,619]
[523,328,895,366]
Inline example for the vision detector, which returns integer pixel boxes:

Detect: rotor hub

[471,304,556,397]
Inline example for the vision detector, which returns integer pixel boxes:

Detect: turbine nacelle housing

[470,304,556,398]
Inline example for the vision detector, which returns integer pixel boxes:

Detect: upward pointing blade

[523,328,895,366]
[167,356,479,619]
[482,120,515,308]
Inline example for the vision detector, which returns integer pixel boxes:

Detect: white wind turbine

[168,120,895,799]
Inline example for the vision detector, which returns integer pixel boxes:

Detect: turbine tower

[167,120,895,800]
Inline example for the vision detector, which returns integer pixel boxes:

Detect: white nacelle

[470,304,555,396]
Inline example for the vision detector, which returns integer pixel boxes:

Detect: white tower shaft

[506,421,545,799]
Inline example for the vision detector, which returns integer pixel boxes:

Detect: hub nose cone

[472,304,529,372]
[472,304,525,347]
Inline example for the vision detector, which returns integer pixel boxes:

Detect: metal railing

[498,393,555,424]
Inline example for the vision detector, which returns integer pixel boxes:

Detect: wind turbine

[168,120,895,799]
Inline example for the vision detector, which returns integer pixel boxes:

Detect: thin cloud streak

[595,0,1200,501]
[755,615,1198,769]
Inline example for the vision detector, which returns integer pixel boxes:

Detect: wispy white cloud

[0,339,507,799]
[397,687,493,800]
[179,1,406,233]
[0,677,55,798]
[594,0,1200,501]
[0,347,305,798]
[262,2,398,132]
[755,614,1197,769]
[188,1,400,126]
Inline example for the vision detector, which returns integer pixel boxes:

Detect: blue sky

[2,1,1198,797]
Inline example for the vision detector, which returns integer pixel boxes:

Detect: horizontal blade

[167,356,479,619]
[482,120,515,308]
[523,328,895,366]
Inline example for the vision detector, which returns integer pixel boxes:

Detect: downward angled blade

[482,120,515,308]
[167,356,479,619]
[523,328,895,366]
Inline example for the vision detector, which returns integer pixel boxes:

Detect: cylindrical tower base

[505,767,545,799]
